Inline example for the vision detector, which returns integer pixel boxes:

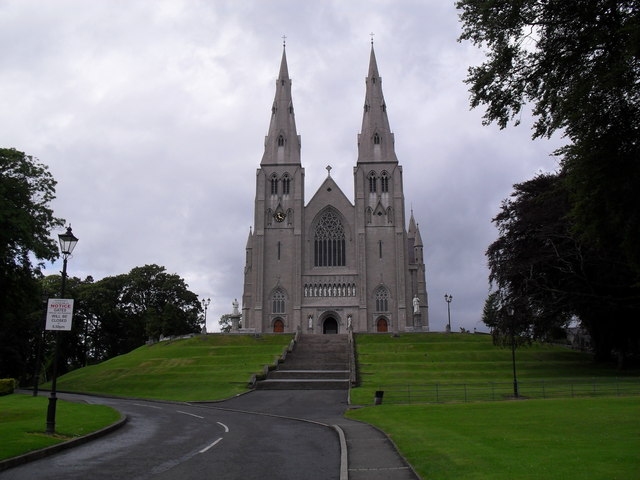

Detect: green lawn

[49,334,293,401]
[0,394,121,461]
[346,397,640,480]
[351,333,640,404]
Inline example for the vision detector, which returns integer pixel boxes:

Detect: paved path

[213,390,419,479]
[1,392,339,480]
[3,390,419,479]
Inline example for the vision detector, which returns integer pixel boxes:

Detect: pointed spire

[357,43,398,164]
[408,210,417,238]
[246,226,253,249]
[261,45,301,166]
[415,223,424,247]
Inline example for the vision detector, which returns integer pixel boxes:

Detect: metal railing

[372,379,640,405]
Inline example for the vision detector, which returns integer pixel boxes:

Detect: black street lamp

[507,305,519,398]
[201,298,211,334]
[46,226,78,434]
[444,294,453,333]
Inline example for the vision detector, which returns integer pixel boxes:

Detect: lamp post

[201,298,211,334]
[46,226,78,434]
[444,294,453,333]
[507,305,519,398]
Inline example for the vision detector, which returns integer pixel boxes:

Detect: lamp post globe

[444,294,453,333]
[201,298,211,334]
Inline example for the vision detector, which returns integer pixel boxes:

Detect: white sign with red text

[46,299,74,331]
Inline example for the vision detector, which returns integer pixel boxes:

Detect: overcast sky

[1,0,563,333]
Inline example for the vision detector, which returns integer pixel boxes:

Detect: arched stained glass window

[375,287,389,312]
[314,209,346,267]
[272,289,285,314]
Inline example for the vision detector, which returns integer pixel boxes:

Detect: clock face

[274,211,286,222]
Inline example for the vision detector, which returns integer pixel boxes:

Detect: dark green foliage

[458,1,640,363]
[485,172,640,364]
[0,378,17,396]
[0,148,64,381]
[37,265,204,379]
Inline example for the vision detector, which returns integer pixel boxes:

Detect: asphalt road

[1,392,341,480]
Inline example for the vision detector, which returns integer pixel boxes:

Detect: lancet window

[380,171,389,193]
[368,172,377,193]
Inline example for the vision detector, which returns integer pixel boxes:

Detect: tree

[119,264,202,341]
[0,148,64,381]
[486,172,639,364]
[457,1,640,272]
[218,314,242,333]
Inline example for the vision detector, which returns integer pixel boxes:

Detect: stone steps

[256,334,350,390]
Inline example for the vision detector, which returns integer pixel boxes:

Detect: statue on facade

[413,295,420,315]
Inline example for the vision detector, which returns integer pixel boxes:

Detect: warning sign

[45,299,74,331]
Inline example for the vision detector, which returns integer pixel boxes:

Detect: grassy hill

[351,333,640,405]
[349,333,640,479]
[51,334,293,401]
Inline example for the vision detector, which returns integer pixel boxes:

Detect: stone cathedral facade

[241,45,429,334]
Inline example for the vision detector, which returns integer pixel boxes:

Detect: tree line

[458,0,640,365]
[1,148,203,384]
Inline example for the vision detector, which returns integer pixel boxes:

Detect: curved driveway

[1,392,341,480]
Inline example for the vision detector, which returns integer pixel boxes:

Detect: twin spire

[261,46,301,166]
[261,42,397,166]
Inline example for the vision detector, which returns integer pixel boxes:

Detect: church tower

[241,44,428,334]
[242,46,305,333]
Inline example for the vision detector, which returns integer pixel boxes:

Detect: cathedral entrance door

[273,319,284,333]
[323,317,338,334]
[376,317,388,333]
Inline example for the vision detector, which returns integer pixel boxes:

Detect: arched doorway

[323,317,338,334]
[273,319,284,333]
[376,317,388,333]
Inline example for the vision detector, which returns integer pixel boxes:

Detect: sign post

[45,299,74,331]
[45,299,74,434]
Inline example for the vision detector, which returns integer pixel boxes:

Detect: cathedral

[241,44,429,334]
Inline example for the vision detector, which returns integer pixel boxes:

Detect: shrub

[0,379,17,396]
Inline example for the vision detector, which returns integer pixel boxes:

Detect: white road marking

[132,403,162,409]
[199,437,223,453]
[177,410,204,419]
[216,421,230,433]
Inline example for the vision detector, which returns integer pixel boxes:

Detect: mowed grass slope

[349,333,640,479]
[351,333,640,404]
[52,334,293,401]
[0,394,121,461]
[347,397,640,480]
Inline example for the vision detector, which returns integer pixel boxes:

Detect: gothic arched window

[270,174,278,195]
[272,289,286,314]
[314,209,346,267]
[380,171,389,193]
[373,133,380,145]
[375,286,389,312]
[277,135,285,147]
[368,172,377,193]
[282,173,291,195]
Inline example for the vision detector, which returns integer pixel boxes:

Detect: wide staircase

[256,334,351,390]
